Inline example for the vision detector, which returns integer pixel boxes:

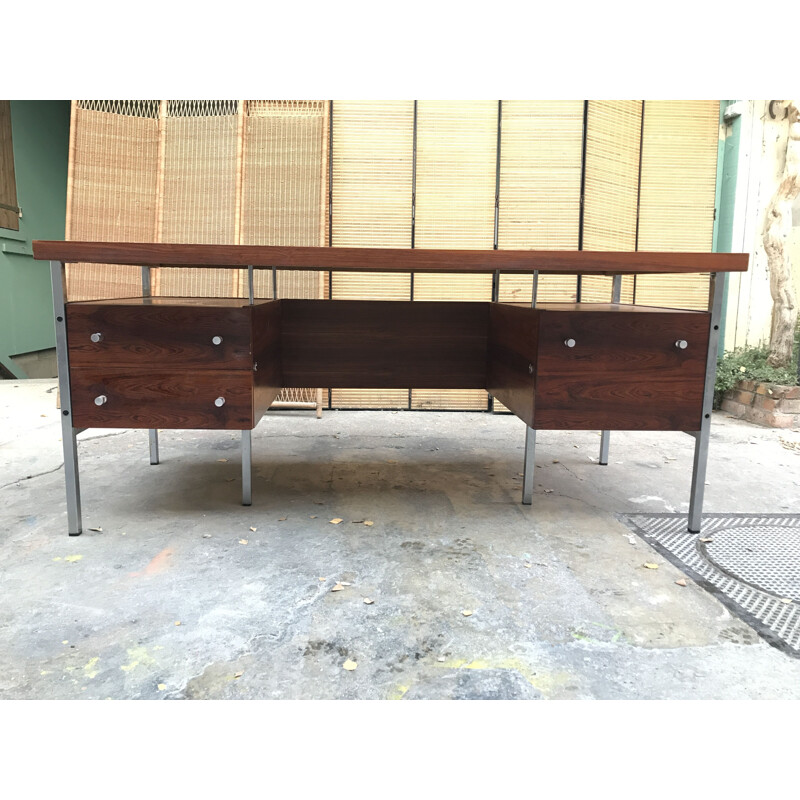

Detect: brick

[754,395,779,412]
[728,389,755,406]
[721,399,747,417]
[781,399,800,414]
[784,386,800,400]
[738,379,757,393]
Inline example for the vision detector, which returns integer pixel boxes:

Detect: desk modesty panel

[33,241,748,536]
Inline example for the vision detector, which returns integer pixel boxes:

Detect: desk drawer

[70,368,254,429]
[67,302,253,369]
[535,310,710,430]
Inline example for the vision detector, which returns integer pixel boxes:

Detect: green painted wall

[712,100,740,356]
[0,100,70,376]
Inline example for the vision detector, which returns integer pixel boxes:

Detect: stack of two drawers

[65,298,280,430]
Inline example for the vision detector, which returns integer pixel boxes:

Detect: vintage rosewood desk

[33,242,748,536]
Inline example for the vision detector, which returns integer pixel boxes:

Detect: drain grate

[620,514,800,656]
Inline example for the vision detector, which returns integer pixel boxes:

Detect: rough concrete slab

[2,379,800,699]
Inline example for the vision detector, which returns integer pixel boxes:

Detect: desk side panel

[280,300,488,389]
[487,304,539,427]
[252,300,282,423]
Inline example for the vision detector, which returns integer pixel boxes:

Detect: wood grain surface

[534,310,710,430]
[280,300,488,388]
[487,304,540,427]
[67,302,254,369]
[70,368,254,429]
[34,240,749,275]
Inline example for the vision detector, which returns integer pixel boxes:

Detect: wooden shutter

[330,101,414,409]
[635,101,719,310]
[581,100,642,303]
[412,101,497,410]
[0,101,19,231]
[497,100,583,304]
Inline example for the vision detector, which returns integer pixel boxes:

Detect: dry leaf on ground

[363,598,374,605]
[330,518,343,524]
[157,684,166,691]
[331,584,345,592]
[239,539,248,545]
[217,458,228,463]
[249,526,257,532]
[343,659,358,671]
[462,610,473,617]
[675,578,687,587]
[643,563,659,570]
[233,671,243,679]
[363,521,374,526]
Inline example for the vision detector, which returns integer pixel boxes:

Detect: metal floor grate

[620,514,800,656]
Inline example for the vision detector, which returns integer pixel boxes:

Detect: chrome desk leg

[599,275,623,465]
[522,425,536,505]
[149,429,160,465]
[141,265,160,466]
[687,272,724,533]
[51,260,82,536]
[599,430,610,465]
[242,430,252,506]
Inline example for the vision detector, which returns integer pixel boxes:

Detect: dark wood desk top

[33,241,748,275]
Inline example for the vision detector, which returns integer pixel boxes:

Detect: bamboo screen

[66,101,160,301]
[580,100,642,303]
[0,101,19,231]
[497,100,583,304]
[330,101,414,409]
[155,101,239,297]
[411,101,497,411]
[635,101,719,310]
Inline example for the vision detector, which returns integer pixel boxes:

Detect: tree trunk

[764,100,800,368]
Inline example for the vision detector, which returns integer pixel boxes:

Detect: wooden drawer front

[70,368,254,430]
[535,311,710,431]
[67,303,253,369]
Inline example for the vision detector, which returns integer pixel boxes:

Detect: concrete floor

[2,379,800,700]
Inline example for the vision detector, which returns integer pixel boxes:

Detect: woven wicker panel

[0,101,19,231]
[243,100,327,304]
[155,101,239,298]
[412,101,497,409]
[66,101,159,300]
[497,100,582,304]
[329,101,414,409]
[242,101,328,404]
[333,389,409,409]
[635,100,719,310]
[579,100,643,304]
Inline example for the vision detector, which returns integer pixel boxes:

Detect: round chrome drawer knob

[564,338,576,348]
[90,332,104,343]
[675,340,688,350]
[214,397,226,407]
[212,336,223,345]
[94,394,108,406]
